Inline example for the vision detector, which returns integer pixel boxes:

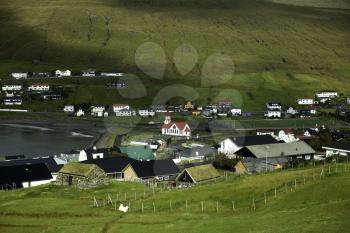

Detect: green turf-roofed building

[177,164,220,183]
[56,163,108,189]
[119,146,155,160]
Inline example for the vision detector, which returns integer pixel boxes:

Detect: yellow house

[121,160,180,181]
[233,160,248,174]
[184,101,194,109]
[122,164,139,181]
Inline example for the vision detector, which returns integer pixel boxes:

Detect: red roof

[162,121,189,130]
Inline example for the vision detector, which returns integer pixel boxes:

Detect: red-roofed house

[161,112,191,137]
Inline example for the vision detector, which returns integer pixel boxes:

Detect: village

[1,69,350,191]
[1,105,350,190]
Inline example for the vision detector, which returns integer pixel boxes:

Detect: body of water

[0,124,95,157]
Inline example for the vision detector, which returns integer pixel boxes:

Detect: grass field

[0,164,350,232]
[0,0,349,110]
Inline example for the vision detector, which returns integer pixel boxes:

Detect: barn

[56,163,108,189]
[176,164,220,183]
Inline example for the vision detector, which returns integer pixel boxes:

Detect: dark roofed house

[235,141,315,160]
[218,135,279,157]
[82,156,137,180]
[322,142,350,157]
[0,163,53,189]
[122,159,180,181]
[176,164,220,183]
[0,157,62,174]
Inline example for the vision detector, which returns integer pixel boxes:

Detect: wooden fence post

[275,187,277,198]
[201,201,204,213]
[108,194,113,205]
[170,200,172,211]
[264,192,267,205]
[232,201,235,211]
[93,196,99,207]
[186,200,188,211]
[303,176,306,185]
[216,200,219,213]
[294,179,297,190]
[252,198,256,211]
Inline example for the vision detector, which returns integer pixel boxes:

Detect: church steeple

[164,111,171,124]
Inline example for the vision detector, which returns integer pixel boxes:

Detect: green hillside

[0,164,350,232]
[0,0,349,109]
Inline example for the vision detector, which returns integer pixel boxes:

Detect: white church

[161,112,191,137]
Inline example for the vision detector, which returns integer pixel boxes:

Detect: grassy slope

[0,165,350,232]
[0,0,349,110]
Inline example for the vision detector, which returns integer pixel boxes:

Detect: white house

[310,107,317,115]
[265,102,282,118]
[2,85,22,91]
[316,91,338,99]
[55,70,71,77]
[82,70,96,77]
[5,92,15,97]
[91,106,105,116]
[230,108,242,116]
[63,105,74,113]
[100,72,124,77]
[3,97,22,105]
[115,110,136,117]
[28,84,50,92]
[322,143,350,157]
[256,130,275,137]
[265,110,281,118]
[286,107,298,115]
[275,129,298,143]
[138,109,156,117]
[11,73,28,79]
[75,109,85,117]
[218,135,278,157]
[297,98,314,105]
[113,104,130,112]
[303,129,318,137]
[161,112,191,137]
[78,147,109,161]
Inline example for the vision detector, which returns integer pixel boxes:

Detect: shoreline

[0,118,110,148]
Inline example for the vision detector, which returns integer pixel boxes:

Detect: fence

[91,162,349,214]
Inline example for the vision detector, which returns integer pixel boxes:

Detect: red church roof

[162,121,189,130]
